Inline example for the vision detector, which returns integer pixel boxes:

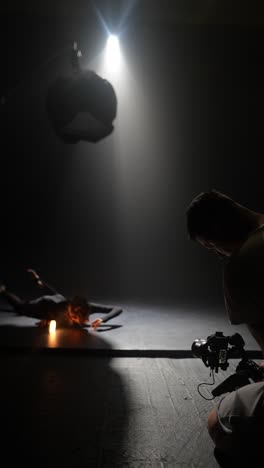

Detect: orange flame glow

[49,320,56,334]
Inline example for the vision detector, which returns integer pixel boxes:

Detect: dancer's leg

[0,285,25,307]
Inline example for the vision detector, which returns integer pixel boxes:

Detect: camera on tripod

[192,331,264,397]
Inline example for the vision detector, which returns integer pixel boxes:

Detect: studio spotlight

[106,35,120,71]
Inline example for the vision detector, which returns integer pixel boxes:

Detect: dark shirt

[223,225,264,325]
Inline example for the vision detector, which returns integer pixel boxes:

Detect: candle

[49,320,56,334]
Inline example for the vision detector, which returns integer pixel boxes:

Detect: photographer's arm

[208,381,264,457]
[208,408,227,447]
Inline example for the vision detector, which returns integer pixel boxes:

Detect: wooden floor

[1,303,261,466]
[1,354,249,467]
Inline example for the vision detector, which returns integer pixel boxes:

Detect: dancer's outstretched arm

[89,302,122,330]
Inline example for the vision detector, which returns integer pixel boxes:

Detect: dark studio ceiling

[3,0,264,25]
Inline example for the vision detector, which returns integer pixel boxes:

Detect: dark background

[2,0,264,305]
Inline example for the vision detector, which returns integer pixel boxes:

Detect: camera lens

[191,338,207,358]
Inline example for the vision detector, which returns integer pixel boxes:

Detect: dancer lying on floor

[0,269,122,330]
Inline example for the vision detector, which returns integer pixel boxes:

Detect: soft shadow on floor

[1,332,129,467]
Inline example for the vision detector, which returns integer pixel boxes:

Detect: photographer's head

[186,190,262,258]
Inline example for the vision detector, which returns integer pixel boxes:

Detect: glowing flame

[49,320,56,334]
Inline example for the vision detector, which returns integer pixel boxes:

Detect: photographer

[186,190,264,465]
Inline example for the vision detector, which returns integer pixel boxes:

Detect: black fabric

[46,70,117,143]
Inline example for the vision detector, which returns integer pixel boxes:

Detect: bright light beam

[105,35,121,73]
[92,2,111,36]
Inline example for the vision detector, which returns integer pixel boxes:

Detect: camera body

[192,331,245,372]
[192,331,264,396]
